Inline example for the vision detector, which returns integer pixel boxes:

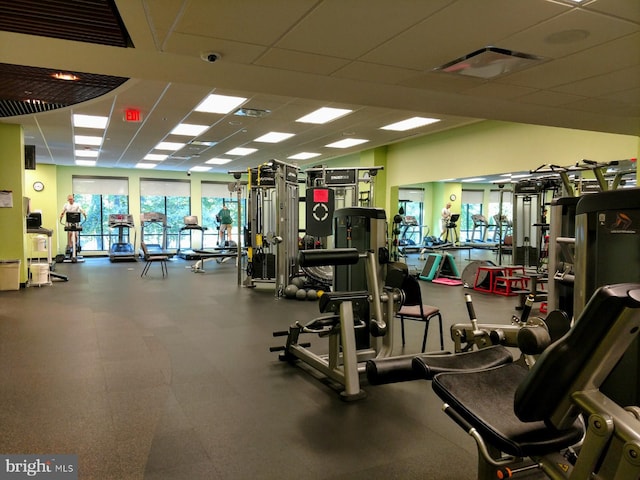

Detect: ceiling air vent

[234,108,271,118]
[434,46,545,79]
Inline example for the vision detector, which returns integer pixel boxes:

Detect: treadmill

[108,213,137,262]
[177,216,208,260]
[140,212,174,258]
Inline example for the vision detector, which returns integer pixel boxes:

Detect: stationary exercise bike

[59,211,85,263]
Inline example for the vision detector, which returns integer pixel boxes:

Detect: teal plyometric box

[419,253,460,282]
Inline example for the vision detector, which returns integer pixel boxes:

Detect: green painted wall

[25,164,60,252]
[0,123,27,285]
[385,120,638,188]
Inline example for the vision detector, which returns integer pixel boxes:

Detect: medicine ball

[284,284,298,299]
[291,277,305,289]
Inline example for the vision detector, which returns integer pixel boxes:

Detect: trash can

[30,263,49,285]
[32,235,47,252]
[0,260,21,291]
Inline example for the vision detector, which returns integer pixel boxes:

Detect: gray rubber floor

[0,251,533,479]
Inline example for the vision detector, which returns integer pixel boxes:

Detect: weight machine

[539,158,637,316]
[305,166,383,209]
[233,160,299,296]
[512,178,560,268]
[271,207,402,400]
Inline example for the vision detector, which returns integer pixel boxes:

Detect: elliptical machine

[59,211,84,263]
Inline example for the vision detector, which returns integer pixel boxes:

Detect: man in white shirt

[59,195,86,250]
[440,202,452,238]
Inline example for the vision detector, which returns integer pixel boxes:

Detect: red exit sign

[124,109,142,122]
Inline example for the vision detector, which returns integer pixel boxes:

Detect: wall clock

[449,194,457,201]
[33,181,44,192]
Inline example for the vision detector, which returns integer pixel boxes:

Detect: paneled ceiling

[0,0,638,174]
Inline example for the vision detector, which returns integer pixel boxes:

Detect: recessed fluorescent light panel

[296,107,352,124]
[135,163,157,169]
[381,117,441,131]
[75,150,98,157]
[195,93,248,114]
[434,46,544,79]
[75,160,96,166]
[74,135,102,146]
[288,152,321,160]
[325,138,369,149]
[462,177,486,182]
[73,114,108,129]
[205,158,232,165]
[144,154,168,161]
[190,166,212,172]
[226,147,257,156]
[254,132,295,143]
[155,142,186,151]
[171,124,210,136]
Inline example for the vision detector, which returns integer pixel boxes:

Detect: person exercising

[60,194,86,250]
[440,202,452,239]
[217,204,233,246]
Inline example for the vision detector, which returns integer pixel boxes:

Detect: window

[72,177,129,251]
[488,189,514,242]
[460,190,484,242]
[140,180,190,250]
[201,182,243,247]
[398,189,425,245]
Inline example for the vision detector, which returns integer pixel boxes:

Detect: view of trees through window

[201,197,243,248]
[74,193,130,251]
[72,178,249,253]
[140,195,190,249]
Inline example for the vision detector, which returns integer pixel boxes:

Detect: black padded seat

[432,362,584,458]
[411,345,513,380]
[365,345,513,385]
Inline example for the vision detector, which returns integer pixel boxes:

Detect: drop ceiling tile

[498,33,640,89]
[361,0,568,70]
[463,83,538,100]
[498,8,639,59]
[517,89,587,107]
[169,0,317,45]
[332,61,421,85]
[400,71,484,93]
[563,96,639,116]
[552,65,640,98]
[254,48,350,75]
[162,32,268,64]
[276,0,454,59]
[585,0,640,24]
[603,87,640,107]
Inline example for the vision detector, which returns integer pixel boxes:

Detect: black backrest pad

[514,284,640,423]
[385,262,408,289]
[298,248,360,267]
[401,275,423,307]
